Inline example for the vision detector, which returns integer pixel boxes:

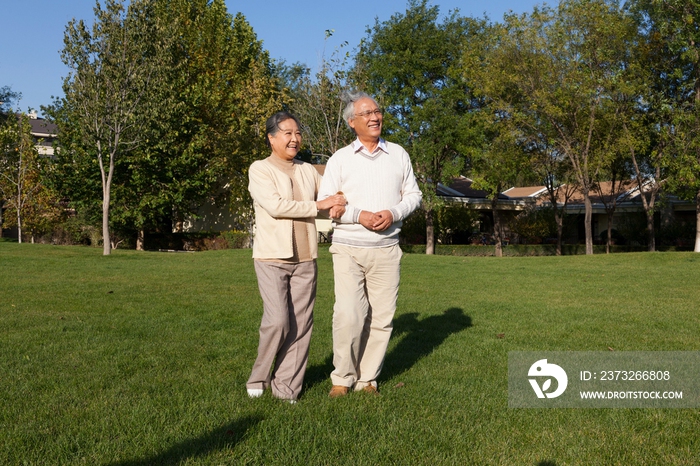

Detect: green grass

[1,243,699,465]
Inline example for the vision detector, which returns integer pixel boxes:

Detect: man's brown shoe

[329,385,349,398]
[362,384,380,396]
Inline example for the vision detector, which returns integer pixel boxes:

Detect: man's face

[349,98,383,141]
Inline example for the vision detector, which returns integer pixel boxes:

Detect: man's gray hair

[341,91,378,129]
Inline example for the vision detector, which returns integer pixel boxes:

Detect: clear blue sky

[0,0,545,117]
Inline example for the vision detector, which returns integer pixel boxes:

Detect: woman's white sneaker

[247,388,264,398]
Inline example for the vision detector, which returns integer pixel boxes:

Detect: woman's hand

[316,194,346,211]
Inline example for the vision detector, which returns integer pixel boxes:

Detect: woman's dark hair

[265,111,301,148]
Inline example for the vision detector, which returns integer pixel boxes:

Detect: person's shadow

[304,307,472,391]
[381,307,472,381]
[108,415,262,466]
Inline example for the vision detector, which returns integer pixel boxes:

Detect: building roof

[548,180,638,205]
[502,186,548,199]
[28,117,57,138]
[437,176,509,200]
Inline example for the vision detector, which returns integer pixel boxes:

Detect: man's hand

[359,210,393,232]
[371,210,393,232]
[358,210,375,230]
[329,205,345,219]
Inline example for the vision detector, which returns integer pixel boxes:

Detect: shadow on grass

[109,415,262,466]
[304,353,334,392]
[538,461,557,466]
[303,307,472,392]
[381,307,472,381]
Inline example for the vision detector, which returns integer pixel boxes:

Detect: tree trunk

[102,186,111,255]
[695,189,700,253]
[425,208,435,255]
[583,191,593,255]
[646,209,655,252]
[492,198,503,257]
[136,229,145,251]
[0,202,3,238]
[101,148,115,256]
[16,192,22,244]
[555,213,563,256]
[606,223,612,254]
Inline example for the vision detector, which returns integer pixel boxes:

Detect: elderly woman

[246,111,345,403]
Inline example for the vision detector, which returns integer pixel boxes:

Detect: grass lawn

[1,241,699,465]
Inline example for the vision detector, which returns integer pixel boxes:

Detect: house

[438,176,697,246]
[27,112,58,156]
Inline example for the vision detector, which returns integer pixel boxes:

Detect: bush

[401,243,650,256]
[509,206,557,244]
[598,228,625,245]
[220,230,251,249]
[400,205,481,246]
[399,210,426,245]
[43,215,101,246]
[145,230,251,251]
[657,219,695,247]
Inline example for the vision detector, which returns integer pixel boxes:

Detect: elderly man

[318,91,422,397]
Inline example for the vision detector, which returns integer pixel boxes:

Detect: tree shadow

[303,307,472,393]
[381,307,472,381]
[537,461,557,466]
[108,415,262,466]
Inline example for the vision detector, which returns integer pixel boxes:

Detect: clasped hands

[359,210,393,232]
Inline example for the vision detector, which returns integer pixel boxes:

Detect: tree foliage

[0,112,60,242]
[118,0,284,247]
[284,31,356,162]
[630,0,700,251]
[354,0,486,254]
[52,0,167,255]
[49,0,284,251]
[466,0,637,254]
[0,87,20,115]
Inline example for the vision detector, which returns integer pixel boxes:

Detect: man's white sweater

[318,138,422,248]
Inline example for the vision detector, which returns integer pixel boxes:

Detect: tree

[0,86,20,115]
[532,145,578,255]
[354,0,486,254]
[614,74,665,252]
[0,86,21,236]
[50,0,283,250]
[468,109,534,256]
[56,0,168,255]
[0,112,56,242]
[467,0,637,254]
[630,0,700,252]
[116,0,283,249]
[592,175,635,253]
[284,31,356,162]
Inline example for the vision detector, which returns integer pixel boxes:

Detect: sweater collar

[352,138,388,158]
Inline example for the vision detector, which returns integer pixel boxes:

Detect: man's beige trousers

[329,243,402,389]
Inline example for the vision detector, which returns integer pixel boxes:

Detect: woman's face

[269,118,302,161]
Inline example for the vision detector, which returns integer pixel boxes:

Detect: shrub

[220,230,251,249]
[509,205,557,244]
